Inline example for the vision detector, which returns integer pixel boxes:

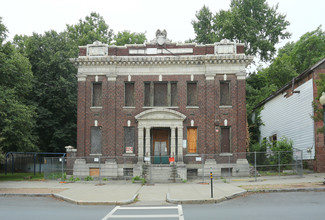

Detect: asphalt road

[1,192,325,220]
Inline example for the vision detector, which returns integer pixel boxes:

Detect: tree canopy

[113,30,147,46]
[247,26,325,147]
[66,12,114,47]
[0,17,37,152]
[192,0,291,62]
[1,13,150,154]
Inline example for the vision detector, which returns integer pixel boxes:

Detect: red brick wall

[77,73,246,158]
[313,68,325,172]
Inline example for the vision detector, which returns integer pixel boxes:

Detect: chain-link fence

[2,152,65,175]
[43,149,303,183]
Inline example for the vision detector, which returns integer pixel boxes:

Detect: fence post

[254,151,257,182]
[99,155,101,184]
[202,154,205,183]
[228,155,231,183]
[61,156,64,180]
[278,151,281,177]
[300,151,303,177]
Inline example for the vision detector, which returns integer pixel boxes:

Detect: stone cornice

[70,54,253,67]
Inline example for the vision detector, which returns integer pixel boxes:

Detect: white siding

[259,79,315,159]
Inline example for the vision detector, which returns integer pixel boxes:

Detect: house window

[220,81,231,106]
[124,127,135,153]
[269,134,277,147]
[144,82,177,106]
[170,82,178,106]
[125,82,135,106]
[187,82,197,106]
[92,83,102,106]
[187,128,197,153]
[221,127,231,153]
[144,82,151,106]
[154,82,167,106]
[91,126,102,154]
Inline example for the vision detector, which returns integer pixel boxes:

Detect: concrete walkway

[0,173,325,205]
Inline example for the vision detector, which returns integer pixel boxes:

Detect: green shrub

[85,176,93,181]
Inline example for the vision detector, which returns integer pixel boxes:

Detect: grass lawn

[0,173,44,181]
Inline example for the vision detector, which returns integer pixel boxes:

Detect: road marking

[118,206,179,210]
[178,204,184,220]
[101,206,120,220]
[102,205,184,219]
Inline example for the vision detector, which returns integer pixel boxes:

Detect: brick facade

[71,32,253,178]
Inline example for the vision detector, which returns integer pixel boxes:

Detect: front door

[152,129,169,164]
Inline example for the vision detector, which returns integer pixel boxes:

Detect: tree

[14,31,77,152]
[66,12,114,47]
[0,19,37,152]
[290,26,325,73]
[113,30,147,46]
[192,0,291,61]
[0,17,8,45]
[191,5,216,44]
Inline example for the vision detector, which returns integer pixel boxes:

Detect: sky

[1,0,324,49]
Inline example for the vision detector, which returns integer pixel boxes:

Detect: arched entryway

[135,108,186,163]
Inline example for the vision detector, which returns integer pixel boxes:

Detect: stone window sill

[186,106,199,109]
[123,154,136,157]
[142,106,179,109]
[123,106,135,109]
[219,153,233,156]
[219,106,232,109]
[185,154,199,156]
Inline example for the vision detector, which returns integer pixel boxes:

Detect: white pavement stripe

[105,214,179,218]
[101,206,120,220]
[102,205,183,219]
[118,206,178,210]
[178,204,184,220]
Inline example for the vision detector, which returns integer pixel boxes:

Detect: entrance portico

[135,108,186,163]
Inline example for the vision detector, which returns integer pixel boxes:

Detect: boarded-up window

[187,82,197,106]
[89,168,100,177]
[92,83,102,106]
[144,82,177,106]
[187,128,197,153]
[154,83,167,106]
[220,82,231,106]
[221,127,230,153]
[144,82,151,106]
[125,82,135,106]
[171,82,177,106]
[124,127,135,153]
[91,127,102,154]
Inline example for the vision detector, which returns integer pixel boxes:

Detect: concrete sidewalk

[0,173,325,205]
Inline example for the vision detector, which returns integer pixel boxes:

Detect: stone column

[170,127,176,158]
[137,126,144,163]
[145,126,151,163]
[177,126,184,162]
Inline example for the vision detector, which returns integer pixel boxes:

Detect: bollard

[210,171,213,198]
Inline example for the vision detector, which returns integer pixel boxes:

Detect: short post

[254,151,257,182]
[278,151,281,177]
[210,171,213,198]
[61,156,64,180]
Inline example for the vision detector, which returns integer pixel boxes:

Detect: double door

[152,129,169,164]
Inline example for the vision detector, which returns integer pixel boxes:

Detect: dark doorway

[152,129,170,164]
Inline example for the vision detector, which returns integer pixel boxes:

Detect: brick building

[69,30,253,180]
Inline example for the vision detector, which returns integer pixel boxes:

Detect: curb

[166,191,247,204]
[0,193,139,206]
[246,187,325,193]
